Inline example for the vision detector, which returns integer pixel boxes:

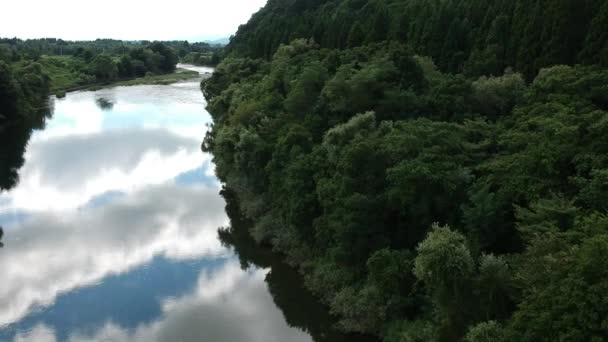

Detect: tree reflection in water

[95,97,115,110]
[0,91,52,250]
[0,97,53,191]
[218,188,377,342]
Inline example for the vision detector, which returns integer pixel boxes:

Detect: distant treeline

[202,0,608,341]
[0,38,219,61]
[0,38,224,92]
[181,51,221,66]
[1,40,191,94]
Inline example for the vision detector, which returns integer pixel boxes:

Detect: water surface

[0,66,367,342]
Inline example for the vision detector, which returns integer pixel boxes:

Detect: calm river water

[0,65,372,342]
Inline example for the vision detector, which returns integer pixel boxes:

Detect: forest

[228,0,607,79]
[202,0,608,341]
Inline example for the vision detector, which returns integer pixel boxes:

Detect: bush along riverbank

[201,0,608,341]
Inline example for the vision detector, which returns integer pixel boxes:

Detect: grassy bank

[111,69,199,86]
[34,55,92,93]
[26,56,200,96]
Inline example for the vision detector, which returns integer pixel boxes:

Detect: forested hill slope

[203,0,608,341]
[229,0,608,78]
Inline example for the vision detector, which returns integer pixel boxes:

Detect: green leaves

[472,71,526,119]
[465,321,504,342]
[90,54,117,81]
[508,234,608,341]
[414,224,474,287]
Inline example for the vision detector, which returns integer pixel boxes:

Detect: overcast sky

[0,0,267,41]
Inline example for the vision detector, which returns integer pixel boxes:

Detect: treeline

[181,51,222,66]
[228,0,608,79]
[0,60,52,190]
[202,0,608,341]
[88,42,179,81]
[0,38,218,61]
[0,37,221,93]
[4,41,181,94]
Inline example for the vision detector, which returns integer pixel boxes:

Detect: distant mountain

[203,37,230,46]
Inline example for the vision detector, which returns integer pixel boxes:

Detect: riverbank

[25,54,200,97]
[54,69,200,97]
[112,69,199,86]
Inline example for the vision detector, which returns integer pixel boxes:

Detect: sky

[0,0,267,41]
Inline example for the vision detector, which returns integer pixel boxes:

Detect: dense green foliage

[202,0,608,340]
[66,42,178,88]
[0,60,51,190]
[228,0,608,79]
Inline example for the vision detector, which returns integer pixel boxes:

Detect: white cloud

[0,0,267,41]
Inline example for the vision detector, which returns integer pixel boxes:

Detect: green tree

[465,321,504,342]
[91,54,117,81]
[414,224,474,296]
[508,234,608,341]
[149,42,178,72]
[117,55,134,78]
[0,61,18,120]
[578,0,608,65]
[414,224,474,339]
[347,22,365,48]
[471,70,526,119]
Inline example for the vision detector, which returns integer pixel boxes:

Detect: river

[0,65,373,342]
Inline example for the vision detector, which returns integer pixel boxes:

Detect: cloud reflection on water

[0,78,211,212]
[14,261,313,342]
[0,182,228,328]
[65,262,312,342]
[2,129,206,211]
[0,68,314,342]
[0,74,228,329]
